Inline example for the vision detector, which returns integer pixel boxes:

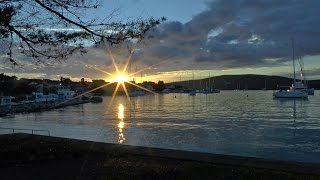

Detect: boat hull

[304,89,315,95]
[273,91,308,98]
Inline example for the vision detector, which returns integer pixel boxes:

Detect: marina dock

[0,98,90,116]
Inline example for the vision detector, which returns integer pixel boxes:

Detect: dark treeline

[0,74,36,96]
[169,74,320,90]
[0,73,166,97]
[0,73,77,97]
[90,79,166,95]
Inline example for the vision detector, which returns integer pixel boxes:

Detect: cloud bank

[142,0,320,69]
[1,0,320,79]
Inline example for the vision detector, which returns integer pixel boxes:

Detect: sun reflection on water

[118,104,125,143]
[118,121,124,129]
[118,104,124,119]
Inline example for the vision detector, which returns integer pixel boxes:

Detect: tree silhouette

[0,0,165,64]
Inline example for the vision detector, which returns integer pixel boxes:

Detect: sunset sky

[1,0,320,82]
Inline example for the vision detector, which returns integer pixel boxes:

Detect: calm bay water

[1,91,320,163]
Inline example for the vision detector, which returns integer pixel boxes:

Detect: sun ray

[93,66,114,77]
[107,46,120,74]
[80,61,114,77]
[121,82,131,102]
[105,82,121,114]
[111,82,121,102]
[76,43,175,110]
[127,81,158,95]
[77,82,113,97]
[58,82,114,106]
[122,50,134,74]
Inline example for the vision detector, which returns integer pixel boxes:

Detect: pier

[0,98,90,116]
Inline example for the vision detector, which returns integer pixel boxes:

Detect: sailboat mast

[192,72,195,89]
[292,38,296,84]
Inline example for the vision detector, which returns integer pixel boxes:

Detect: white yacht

[273,38,308,99]
[273,87,308,98]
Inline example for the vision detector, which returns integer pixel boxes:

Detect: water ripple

[1,91,320,163]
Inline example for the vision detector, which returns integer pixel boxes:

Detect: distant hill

[168,74,320,90]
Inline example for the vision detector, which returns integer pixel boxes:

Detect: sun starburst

[113,74,129,83]
[80,46,162,105]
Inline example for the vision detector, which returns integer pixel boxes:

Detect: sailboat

[273,38,308,99]
[294,57,315,95]
[189,72,196,96]
[202,74,220,94]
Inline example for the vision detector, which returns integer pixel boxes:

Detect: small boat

[210,87,220,93]
[189,89,196,96]
[201,88,220,94]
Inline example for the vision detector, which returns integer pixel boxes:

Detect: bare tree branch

[0,0,166,65]
[34,0,104,39]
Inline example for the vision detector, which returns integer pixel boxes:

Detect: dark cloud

[141,0,320,70]
[2,0,320,79]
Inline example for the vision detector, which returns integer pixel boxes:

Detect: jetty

[0,86,101,116]
[0,133,319,179]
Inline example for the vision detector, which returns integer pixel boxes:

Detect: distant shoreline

[168,74,320,90]
[0,133,319,179]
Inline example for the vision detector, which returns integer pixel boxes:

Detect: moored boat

[273,88,308,98]
[189,89,196,96]
[274,38,309,99]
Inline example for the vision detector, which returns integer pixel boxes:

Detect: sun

[73,47,157,105]
[113,74,129,83]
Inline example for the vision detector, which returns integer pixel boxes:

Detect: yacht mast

[292,37,296,84]
[192,72,195,89]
